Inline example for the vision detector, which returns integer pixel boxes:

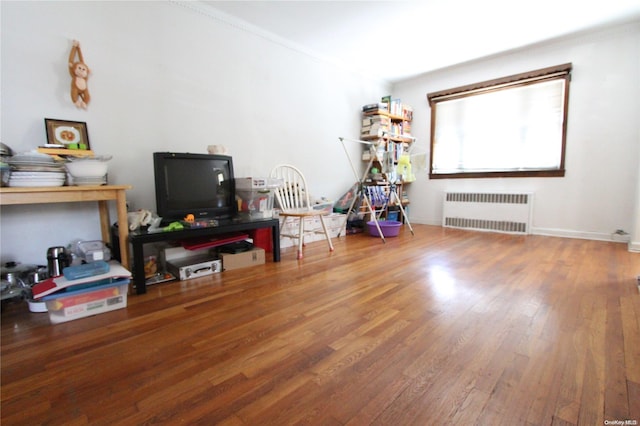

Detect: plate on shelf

[9,162,66,173]
[8,160,62,167]
[54,126,81,145]
[8,179,65,187]
[10,152,55,163]
[10,171,66,178]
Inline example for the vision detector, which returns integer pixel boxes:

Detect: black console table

[121,217,280,294]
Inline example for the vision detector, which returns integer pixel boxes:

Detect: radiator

[442,192,533,234]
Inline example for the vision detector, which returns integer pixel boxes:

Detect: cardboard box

[220,247,265,271]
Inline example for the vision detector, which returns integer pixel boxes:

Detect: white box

[279,213,346,248]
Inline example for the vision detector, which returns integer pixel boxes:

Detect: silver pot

[29,266,49,284]
[0,262,47,286]
[1,262,35,301]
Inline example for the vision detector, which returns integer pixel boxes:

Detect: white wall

[394,20,640,245]
[2,2,637,267]
[0,1,388,265]
[631,141,640,252]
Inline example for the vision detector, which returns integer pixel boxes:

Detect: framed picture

[44,118,90,150]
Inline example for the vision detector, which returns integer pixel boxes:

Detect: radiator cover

[442,192,533,234]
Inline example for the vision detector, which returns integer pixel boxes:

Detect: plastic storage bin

[236,177,281,219]
[42,278,129,324]
[367,220,402,237]
[237,189,275,219]
[235,177,282,190]
[312,201,334,214]
[387,211,399,222]
[75,240,111,262]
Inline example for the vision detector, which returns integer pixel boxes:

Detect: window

[427,63,572,179]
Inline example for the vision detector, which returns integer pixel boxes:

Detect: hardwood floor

[2,225,639,425]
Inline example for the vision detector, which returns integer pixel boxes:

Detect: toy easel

[339,136,414,242]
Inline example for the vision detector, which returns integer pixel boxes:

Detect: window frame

[427,63,572,179]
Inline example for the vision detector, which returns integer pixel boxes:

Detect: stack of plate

[7,152,66,187]
[69,175,107,186]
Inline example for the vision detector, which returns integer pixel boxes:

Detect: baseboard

[629,241,640,253]
[530,227,623,242]
[400,221,638,251]
[407,217,440,226]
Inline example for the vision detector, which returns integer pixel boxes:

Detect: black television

[153,152,237,223]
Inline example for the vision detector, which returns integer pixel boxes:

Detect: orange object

[184,214,195,223]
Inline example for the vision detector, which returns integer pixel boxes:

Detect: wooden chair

[270,164,334,259]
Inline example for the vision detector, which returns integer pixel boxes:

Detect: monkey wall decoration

[68,40,91,109]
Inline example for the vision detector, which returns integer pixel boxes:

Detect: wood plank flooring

[2,225,639,425]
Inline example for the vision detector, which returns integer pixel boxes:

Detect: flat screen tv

[153,152,237,223]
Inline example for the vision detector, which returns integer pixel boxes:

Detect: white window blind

[428,63,572,178]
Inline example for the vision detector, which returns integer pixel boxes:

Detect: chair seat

[278,208,330,217]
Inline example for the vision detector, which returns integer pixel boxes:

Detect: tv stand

[123,217,280,294]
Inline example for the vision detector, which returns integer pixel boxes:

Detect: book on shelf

[363,98,413,120]
[362,103,388,113]
[362,115,391,126]
[361,127,385,138]
[387,98,402,116]
[381,95,392,111]
[361,121,387,130]
[402,105,413,121]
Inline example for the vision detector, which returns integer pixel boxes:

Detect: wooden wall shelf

[37,147,94,158]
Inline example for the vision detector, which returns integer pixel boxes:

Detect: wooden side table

[0,185,132,270]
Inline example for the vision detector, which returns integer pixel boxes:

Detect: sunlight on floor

[428,265,458,301]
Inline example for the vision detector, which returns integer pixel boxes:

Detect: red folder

[180,233,249,251]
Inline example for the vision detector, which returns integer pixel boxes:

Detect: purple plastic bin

[367,220,402,237]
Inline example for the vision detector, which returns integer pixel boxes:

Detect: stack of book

[361,114,391,138]
[362,98,413,139]
[362,102,389,115]
[32,261,132,324]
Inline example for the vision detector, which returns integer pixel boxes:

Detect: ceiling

[199,0,640,83]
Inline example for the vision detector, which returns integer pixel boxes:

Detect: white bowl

[28,299,48,313]
[65,158,109,178]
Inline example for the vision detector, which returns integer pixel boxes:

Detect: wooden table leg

[98,200,110,242]
[115,190,130,270]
